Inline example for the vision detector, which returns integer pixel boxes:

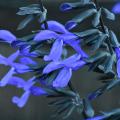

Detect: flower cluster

[1,0,120,120]
[0,20,87,108]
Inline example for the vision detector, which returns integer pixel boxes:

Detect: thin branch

[94,0,113,55]
[38,0,48,29]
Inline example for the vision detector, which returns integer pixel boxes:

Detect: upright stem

[94,0,113,55]
[38,0,48,29]
[68,81,76,92]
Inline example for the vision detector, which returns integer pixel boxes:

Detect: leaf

[83,98,94,118]
[81,34,99,46]
[91,33,107,51]
[17,4,42,15]
[106,79,120,90]
[49,98,70,106]
[92,8,101,27]
[109,30,120,47]
[20,34,35,41]
[45,71,58,85]
[17,15,34,30]
[102,8,115,20]
[98,55,114,74]
[84,51,109,63]
[38,8,47,23]
[60,2,95,11]
[63,105,76,119]
[75,29,100,37]
[72,9,97,24]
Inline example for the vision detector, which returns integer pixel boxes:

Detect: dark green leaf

[83,98,94,118]
[17,15,34,30]
[72,9,97,24]
[92,8,101,27]
[109,30,120,47]
[75,29,100,37]
[102,8,115,20]
[98,55,114,74]
[38,8,47,23]
[84,51,109,63]
[91,33,107,51]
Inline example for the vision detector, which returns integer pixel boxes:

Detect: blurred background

[0,0,120,120]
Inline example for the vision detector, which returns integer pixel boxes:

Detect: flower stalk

[38,0,48,29]
[94,0,113,55]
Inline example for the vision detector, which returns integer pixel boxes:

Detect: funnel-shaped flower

[11,77,47,108]
[34,21,87,61]
[43,54,86,87]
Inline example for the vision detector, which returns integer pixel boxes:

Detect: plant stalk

[94,0,113,55]
[38,0,48,29]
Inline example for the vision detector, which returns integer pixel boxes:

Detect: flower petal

[60,3,73,12]
[34,30,58,42]
[53,67,72,87]
[20,46,38,57]
[23,77,35,91]
[44,40,63,61]
[12,91,30,108]
[86,115,105,120]
[11,63,31,73]
[112,3,120,14]
[19,57,37,65]
[43,61,63,74]
[30,86,47,96]
[65,20,77,30]
[61,54,81,66]
[0,68,15,87]
[0,30,16,43]
[0,54,8,65]
[42,21,69,34]
[8,50,19,63]
[71,60,86,70]
[8,76,26,88]
[65,39,88,58]
[115,47,120,59]
[117,59,120,78]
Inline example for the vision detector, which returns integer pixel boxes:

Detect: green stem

[94,0,113,55]
[38,0,48,29]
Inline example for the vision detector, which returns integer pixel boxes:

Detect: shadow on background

[0,0,120,120]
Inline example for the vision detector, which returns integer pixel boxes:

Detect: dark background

[0,0,120,120]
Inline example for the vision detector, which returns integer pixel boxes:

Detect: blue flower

[0,30,16,43]
[11,77,47,108]
[43,54,86,87]
[85,115,105,120]
[34,21,87,61]
[115,47,120,77]
[0,68,15,87]
[112,2,120,14]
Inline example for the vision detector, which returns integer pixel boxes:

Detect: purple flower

[19,57,37,65]
[60,3,74,12]
[43,54,86,87]
[8,76,26,88]
[0,30,16,43]
[0,68,15,87]
[0,50,19,66]
[19,45,39,57]
[115,47,120,77]
[112,2,120,14]
[65,20,77,30]
[11,77,47,108]
[86,115,105,120]
[34,21,87,61]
